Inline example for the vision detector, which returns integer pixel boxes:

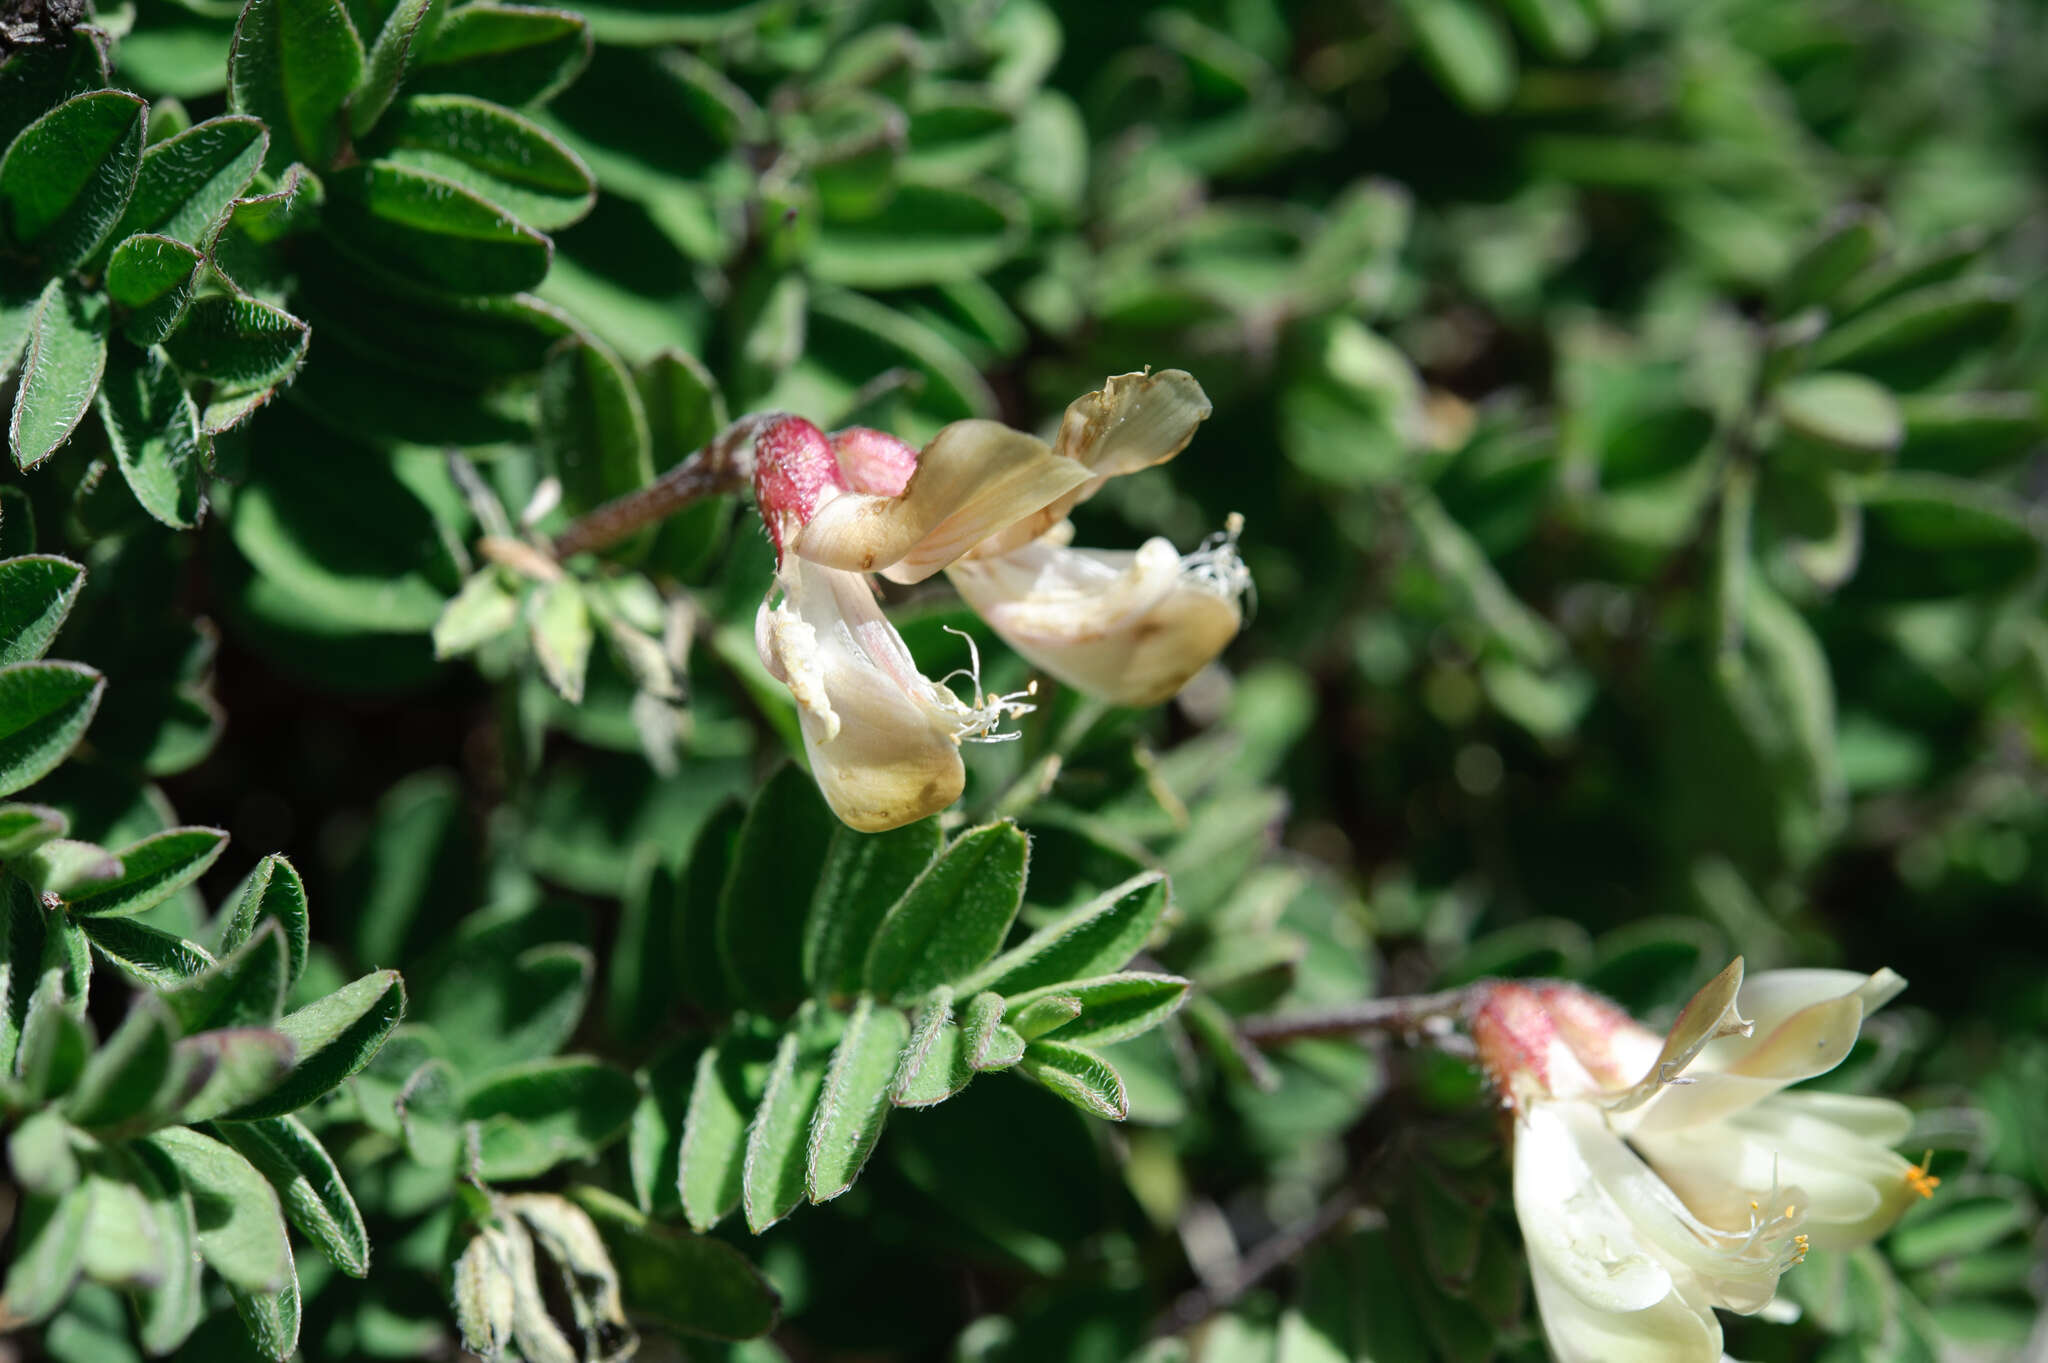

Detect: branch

[550,412,785,560]
[1151,1187,1363,1338]
[1236,985,1479,1047]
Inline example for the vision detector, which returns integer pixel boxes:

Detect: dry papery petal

[968,369,1214,561]
[948,534,1245,706]
[793,419,1091,582]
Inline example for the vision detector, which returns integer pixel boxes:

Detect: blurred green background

[4,0,2047,1359]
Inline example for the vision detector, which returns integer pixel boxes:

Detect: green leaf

[1775,208,1890,314]
[0,801,66,858]
[326,160,552,294]
[76,1156,174,1288]
[0,876,49,1077]
[742,1004,840,1232]
[216,854,309,987]
[803,818,943,998]
[527,577,593,703]
[716,766,838,1011]
[1770,372,1903,476]
[77,915,215,988]
[229,1271,301,1363]
[637,346,725,465]
[461,1055,640,1180]
[0,661,105,798]
[1499,0,1594,59]
[0,29,109,152]
[416,926,591,1075]
[959,871,1170,997]
[1006,992,1080,1041]
[805,994,908,1203]
[811,182,1027,289]
[95,343,207,529]
[10,278,110,471]
[862,823,1029,1003]
[161,292,309,395]
[372,93,595,230]
[961,991,1024,1070]
[62,826,227,918]
[571,1186,781,1341]
[1852,474,2041,601]
[162,921,288,1032]
[224,969,406,1119]
[1400,0,1516,113]
[0,89,144,271]
[432,570,519,658]
[540,336,653,517]
[175,1027,297,1123]
[0,554,84,664]
[350,0,444,137]
[211,1115,370,1278]
[0,1187,90,1326]
[111,115,268,247]
[1017,1040,1130,1121]
[678,1023,774,1232]
[107,237,200,346]
[227,0,366,172]
[145,1125,291,1294]
[1003,965,1187,1039]
[1897,391,2044,476]
[126,1141,202,1354]
[1808,278,2018,390]
[410,3,591,107]
[61,999,176,1130]
[7,1107,78,1197]
[891,987,973,1106]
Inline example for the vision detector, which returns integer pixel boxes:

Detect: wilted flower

[752,416,1042,832]
[947,370,1251,706]
[749,372,1252,829]
[1475,959,1928,1363]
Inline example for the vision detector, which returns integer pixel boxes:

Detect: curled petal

[1627,968,1902,1136]
[793,420,1091,582]
[755,558,965,832]
[1054,369,1213,478]
[947,530,1246,707]
[969,369,1216,560]
[1634,1093,1922,1251]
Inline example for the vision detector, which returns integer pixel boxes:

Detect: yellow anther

[1905,1150,1941,1200]
[1749,1200,1759,1211]
[1784,1204,1795,1219]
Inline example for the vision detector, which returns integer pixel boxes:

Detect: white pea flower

[751,417,1040,832]
[1474,960,1932,1363]
[947,370,1252,706]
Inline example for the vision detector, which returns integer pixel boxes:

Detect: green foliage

[5,0,2047,1359]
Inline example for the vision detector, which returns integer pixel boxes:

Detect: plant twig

[1151,1187,1364,1338]
[550,412,785,560]
[1237,985,1479,1046]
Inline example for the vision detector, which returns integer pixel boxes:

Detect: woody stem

[1236,985,1480,1046]
[550,412,787,560]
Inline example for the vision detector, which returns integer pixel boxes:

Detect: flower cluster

[1475,960,1931,1363]
[750,371,1249,832]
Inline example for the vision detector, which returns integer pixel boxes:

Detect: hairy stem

[551,412,786,559]
[1237,985,1479,1046]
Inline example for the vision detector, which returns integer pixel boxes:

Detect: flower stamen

[938,626,1038,743]
[1905,1151,1941,1200]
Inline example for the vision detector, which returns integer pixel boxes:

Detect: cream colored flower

[946,370,1250,706]
[1475,961,1929,1363]
[751,417,1036,832]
